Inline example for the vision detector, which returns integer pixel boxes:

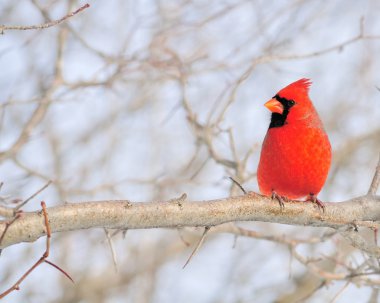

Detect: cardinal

[257,79,331,209]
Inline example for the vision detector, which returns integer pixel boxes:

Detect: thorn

[228,176,247,194]
[183,226,210,269]
[44,260,74,283]
[169,193,187,208]
[104,229,118,273]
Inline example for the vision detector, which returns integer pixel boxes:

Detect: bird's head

[264,78,317,128]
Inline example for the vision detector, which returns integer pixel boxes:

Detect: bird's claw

[307,194,325,212]
[271,191,286,210]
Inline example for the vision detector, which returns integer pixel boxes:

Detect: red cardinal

[257,79,331,208]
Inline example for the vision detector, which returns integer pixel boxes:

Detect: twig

[329,281,350,303]
[0,4,90,34]
[0,213,22,252]
[183,226,210,268]
[368,288,379,303]
[294,281,326,303]
[104,229,118,273]
[0,97,51,162]
[14,180,52,212]
[228,176,247,194]
[212,223,335,245]
[340,228,380,257]
[0,202,73,299]
[368,153,380,195]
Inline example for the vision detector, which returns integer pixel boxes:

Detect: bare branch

[0,194,379,250]
[0,202,73,299]
[340,228,380,257]
[14,180,52,212]
[368,153,380,195]
[211,222,336,245]
[0,4,90,34]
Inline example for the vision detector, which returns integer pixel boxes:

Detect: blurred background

[0,1,380,302]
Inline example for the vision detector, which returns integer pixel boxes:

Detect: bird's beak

[264,99,283,114]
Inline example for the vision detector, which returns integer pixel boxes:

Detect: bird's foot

[307,194,325,212]
[271,191,288,210]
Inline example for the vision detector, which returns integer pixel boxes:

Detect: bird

[257,78,331,209]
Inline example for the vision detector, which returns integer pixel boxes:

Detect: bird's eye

[288,100,295,106]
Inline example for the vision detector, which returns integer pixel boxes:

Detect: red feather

[257,79,331,200]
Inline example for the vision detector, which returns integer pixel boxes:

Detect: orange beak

[264,99,283,114]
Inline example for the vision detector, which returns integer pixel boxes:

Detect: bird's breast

[258,122,331,198]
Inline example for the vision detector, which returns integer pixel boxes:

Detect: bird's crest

[275,78,312,101]
[291,78,312,91]
[278,78,312,96]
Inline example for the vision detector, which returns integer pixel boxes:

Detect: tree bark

[1,193,379,249]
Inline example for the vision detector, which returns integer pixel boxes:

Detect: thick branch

[1,194,379,249]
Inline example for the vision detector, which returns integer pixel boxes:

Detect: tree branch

[0,4,90,34]
[368,153,380,195]
[0,194,379,249]
[340,228,380,257]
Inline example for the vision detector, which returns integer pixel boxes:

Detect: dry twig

[0,202,73,299]
[368,153,380,196]
[0,4,90,34]
[14,180,52,212]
